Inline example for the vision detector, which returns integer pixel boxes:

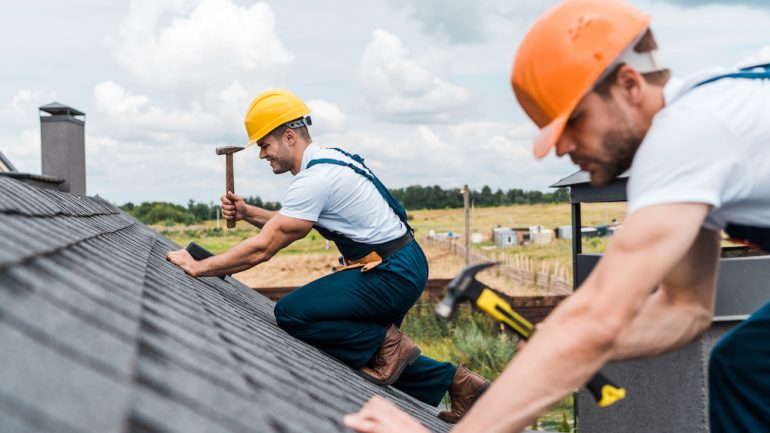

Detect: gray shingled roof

[0,176,451,433]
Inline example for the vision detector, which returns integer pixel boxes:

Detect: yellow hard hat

[244,89,311,146]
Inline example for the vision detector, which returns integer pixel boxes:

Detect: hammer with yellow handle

[435,262,626,408]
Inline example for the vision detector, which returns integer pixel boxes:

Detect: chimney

[39,102,86,195]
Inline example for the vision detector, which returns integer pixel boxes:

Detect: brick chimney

[39,102,86,195]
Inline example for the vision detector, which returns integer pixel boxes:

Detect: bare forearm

[452,292,618,433]
[195,238,272,276]
[610,290,712,360]
[611,228,719,359]
[193,214,312,277]
[243,205,277,228]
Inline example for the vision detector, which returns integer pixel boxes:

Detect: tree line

[120,186,568,225]
[120,196,281,225]
[389,185,570,210]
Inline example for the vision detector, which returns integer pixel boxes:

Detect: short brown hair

[593,29,670,98]
[268,121,311,141]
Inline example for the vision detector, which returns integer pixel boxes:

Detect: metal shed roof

[550,170,629,188]
[551,170,630,204]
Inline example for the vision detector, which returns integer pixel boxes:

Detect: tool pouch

[332,251,383,272]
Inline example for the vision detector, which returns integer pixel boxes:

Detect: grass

[156,202,624,263]
[409,202,626,236]
[402,305,574,432]
[158,222,334,255]
[154,202,618,431]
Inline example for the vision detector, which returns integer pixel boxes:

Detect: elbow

[691,303,714,336]
[550,297,631,358]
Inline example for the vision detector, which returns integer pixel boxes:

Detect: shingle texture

[0,177,451,433]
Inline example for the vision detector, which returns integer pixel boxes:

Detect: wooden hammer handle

[225,153,235,229]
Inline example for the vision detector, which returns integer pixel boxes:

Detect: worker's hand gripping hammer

[435,262,626,408]
[215,146,244,229]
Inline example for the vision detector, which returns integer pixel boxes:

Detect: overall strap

[307,148,412,232]
[691,63,770,252]
[694,63,770,88]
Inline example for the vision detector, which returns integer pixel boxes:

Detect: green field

[154,203,621,431]
[158,202,626,264]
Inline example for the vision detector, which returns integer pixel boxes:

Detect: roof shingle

[0,176,452,433]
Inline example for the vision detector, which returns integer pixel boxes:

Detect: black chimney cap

[39,102,85,117]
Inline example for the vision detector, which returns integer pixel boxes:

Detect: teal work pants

[274,240,456,406]
[709,300,770,432]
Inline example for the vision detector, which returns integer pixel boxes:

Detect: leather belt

[372,231,414,259]
[333,231,414,273]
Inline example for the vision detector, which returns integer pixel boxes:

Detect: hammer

[436,262,626,408]
[215,146,244,229]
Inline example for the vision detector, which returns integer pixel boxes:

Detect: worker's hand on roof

[165,249,200,277]
[221,191,247,222]
[343,396,429,433]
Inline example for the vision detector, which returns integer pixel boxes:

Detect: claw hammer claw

[435,262,626,408]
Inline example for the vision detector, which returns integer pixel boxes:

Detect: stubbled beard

[272,162,290,174]
[589,126,643,187]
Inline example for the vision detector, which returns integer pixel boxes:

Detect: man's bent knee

[274,297,305,331]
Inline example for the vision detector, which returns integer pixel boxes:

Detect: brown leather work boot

[358,324,421,386]
[438,364,491,423]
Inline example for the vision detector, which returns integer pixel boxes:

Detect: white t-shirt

[627,69,770,231]
[279,144,407,243]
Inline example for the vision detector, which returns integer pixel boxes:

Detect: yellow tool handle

[475,288,626,408]
[587,374,626,407]
[476,289,535,338]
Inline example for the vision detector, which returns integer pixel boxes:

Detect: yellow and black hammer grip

[475,288,626,408]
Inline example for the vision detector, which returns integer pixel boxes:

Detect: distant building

[493,227,517,247]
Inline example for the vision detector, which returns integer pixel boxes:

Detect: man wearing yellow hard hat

[166,89,489,422]
[345,0,770,432]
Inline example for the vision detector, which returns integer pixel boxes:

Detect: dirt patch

[234,240,561,297]
[234,254,335,287]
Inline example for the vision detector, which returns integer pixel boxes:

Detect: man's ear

[284,128,297,146]
[615,64,645,106]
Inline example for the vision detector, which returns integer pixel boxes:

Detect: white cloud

[392,0,486,44]
[92,80,226,143]
[320,121,571,191]
[116,0,293,92]
[357,29,471,122]
[94,81,149,116]
[307,99,346,136]
[0,90,59,173]
[735,45,770,68]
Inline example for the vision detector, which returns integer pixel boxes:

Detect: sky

[1,0,769,205]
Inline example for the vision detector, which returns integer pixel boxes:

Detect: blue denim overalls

[273,148,456,406]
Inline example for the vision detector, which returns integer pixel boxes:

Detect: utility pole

[463,184,470,266]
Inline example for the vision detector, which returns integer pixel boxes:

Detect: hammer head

[435,261,498,320]
[215,145,245,155]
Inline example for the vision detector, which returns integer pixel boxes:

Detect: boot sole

[437,380,492,424]
[357,347,421,387]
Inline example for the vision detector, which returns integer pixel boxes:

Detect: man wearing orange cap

[344,1,770,432]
